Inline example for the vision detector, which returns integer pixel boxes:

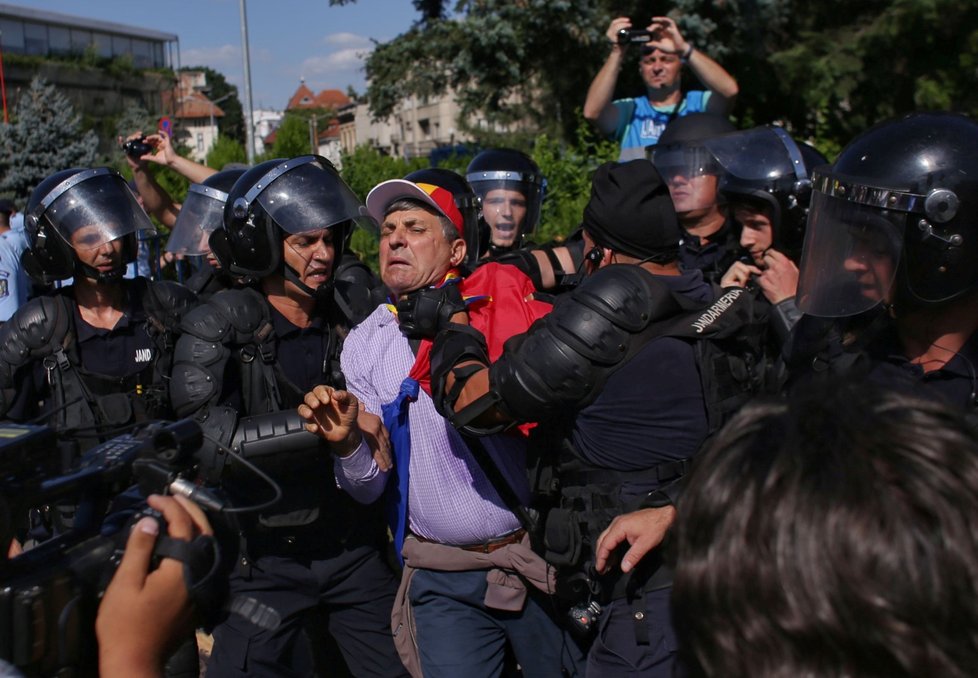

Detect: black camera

[122,136,154,159]
[0,420,226,676]
[617,28,654,44]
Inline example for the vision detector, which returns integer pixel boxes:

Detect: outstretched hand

[594,506,676,574]
[299,385,362,457]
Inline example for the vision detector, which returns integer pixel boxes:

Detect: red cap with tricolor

[365,179,464,236]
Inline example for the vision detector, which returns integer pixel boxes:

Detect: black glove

[396,283,466,339]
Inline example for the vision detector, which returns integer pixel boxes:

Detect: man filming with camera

[584,14,738,161]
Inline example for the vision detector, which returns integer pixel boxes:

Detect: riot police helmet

[404,167,481,263]
[652,113,736,213]
[797,112,978,318]
[166,167,247,257]
[211,155,373,294]
[465,148,546,253]
[23,167,155,284]
[707,126,826,258]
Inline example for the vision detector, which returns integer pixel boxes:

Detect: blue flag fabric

[381,376,420,565]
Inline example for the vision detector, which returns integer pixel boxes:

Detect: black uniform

[0,278,193,450]
[171,285,404,678]
[679,217,740,285]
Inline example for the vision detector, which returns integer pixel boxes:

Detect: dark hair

[673,380,978,678]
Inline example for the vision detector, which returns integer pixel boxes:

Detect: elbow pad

[489,265,682,422]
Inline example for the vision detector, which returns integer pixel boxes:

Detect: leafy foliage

[358,0,976,155]
[206,135,248,170]
[182,66,246,144]
[266,114,315,159]
[114,102,159,142]
[0,77,98,204]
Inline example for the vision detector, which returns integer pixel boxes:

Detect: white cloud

[300,47,371,77]
[322,32,373,49]
[181,44,240,69]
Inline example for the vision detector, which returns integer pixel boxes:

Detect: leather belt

[415,528,527,554]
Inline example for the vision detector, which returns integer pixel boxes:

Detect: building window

[93,32,112,58]
[48,25,70,55]
[196,133,204,154]
[24,22,46,56]
[0,20,25,51]
[70,28,92,54]
[111,34,131,60]
[131,39,152,68]
[419,119,431,138]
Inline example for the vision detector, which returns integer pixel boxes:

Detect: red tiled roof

[162,86,225,120]
[286,82,318,110]
[314,89,351,110]
[286,82,351,111]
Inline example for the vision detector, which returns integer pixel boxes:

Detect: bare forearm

[584,47,626,122]
[167,155,217,184]
[687,49,739,99]
[132,166,175,223]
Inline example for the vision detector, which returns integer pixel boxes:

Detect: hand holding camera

[96,494,213,678]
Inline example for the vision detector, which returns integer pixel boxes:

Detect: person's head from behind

[673,380,978,678]
[581,159,680,275]
[365,179,466,297]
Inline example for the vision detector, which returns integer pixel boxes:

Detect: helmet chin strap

[283,261,333,302]
[74,260,126,284]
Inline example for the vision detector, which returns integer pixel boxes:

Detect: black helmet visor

[166,183,227,255]
[36,169,155,253]
[797,178,904,317]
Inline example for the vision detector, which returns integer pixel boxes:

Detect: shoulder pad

[0,296,70,369]
[180,287,271,345]
[488,266,684,421]
[143,279,198,328]
[333,278,378,327]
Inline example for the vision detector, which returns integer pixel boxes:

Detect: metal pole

[239,0,256,164]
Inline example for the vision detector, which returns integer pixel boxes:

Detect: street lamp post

[209,92,233,140]
[239,0,256,165]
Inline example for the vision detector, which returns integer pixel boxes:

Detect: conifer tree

[0,76,98,204]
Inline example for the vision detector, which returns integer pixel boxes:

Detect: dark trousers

[207,544,408,678]
[409,568,585,678]
[585,588,680,678]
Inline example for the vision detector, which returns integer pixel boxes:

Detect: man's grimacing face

[379,206,465,296]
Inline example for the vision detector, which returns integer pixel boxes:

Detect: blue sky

[26,0,422,110]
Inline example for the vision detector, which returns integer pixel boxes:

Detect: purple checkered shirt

[334,304,528,545]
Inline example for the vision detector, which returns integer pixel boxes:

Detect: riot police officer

[165,167,247,299]
[789,111,978,411]
[169,155,407,677]
[406,160,758,676]
[710,126,826,351]
[466,148,546,258]
[0,167,195,450]
[651,113,739,284]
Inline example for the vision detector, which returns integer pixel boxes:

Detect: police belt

[558,457,690,492]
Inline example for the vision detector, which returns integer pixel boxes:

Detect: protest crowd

[1,9,976,678]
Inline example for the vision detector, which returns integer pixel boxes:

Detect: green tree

[0,77,98,204]
[182,66,246,144]
[269,114,315,159]
[206,135,248,170]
